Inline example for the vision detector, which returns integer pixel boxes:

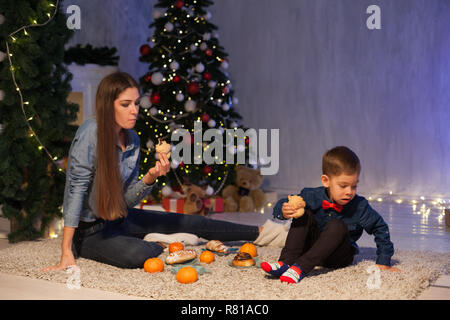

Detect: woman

[42,72,285,270]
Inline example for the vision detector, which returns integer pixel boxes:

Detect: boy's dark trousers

[279,208,356,274]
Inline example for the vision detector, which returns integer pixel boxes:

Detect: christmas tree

[0,0,78,242]
[136,0,251,200]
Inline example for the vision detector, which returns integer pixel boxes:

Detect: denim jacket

[273,187,394,266]
[62,119,154,227]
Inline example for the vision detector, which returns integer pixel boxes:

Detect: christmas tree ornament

[195,62,205,73]
[207,119,216,128]
[190,44,197,52]
[140,44,151,56]
[201,113,210,122]
[144,73,152,82]
[151,92,161,104]
[205,185,214,196]
[203,166,212,175]
[173,75,181,83]
[221,103,230,111]
[165,22,174,32]
[162,185,173,197]
[221,60,229,69]
[228,145,237,155]
[140,95,152,109]
[203,33,211,41]
[175,0,184,9]
[149,107,158,116]
[208,80,216,88]
[200,42,207,51]
[170,60,179,70]
[151,72,164,85]
[204,12,212,20]
[152,9,163,19]
[187,82,200,95]
[146,139,154,150]
[205,49,213,56]
[184,99,196,112]
[203,72,212,80]
[171,159,180,169]
[176,93,185,101]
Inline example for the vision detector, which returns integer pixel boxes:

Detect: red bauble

[173,75,181,83]
[175,0,184,9]
[144,74,152,82]
[245,137,250,145]
[187,82,200,95]
[150,92,161,104]
[203,72,212,80]
[179,161,185,168]
[140,44,151,56]
[201,113,210,122]
[222,87,229,94]
[203,166,212,175]
[205,49,213,56]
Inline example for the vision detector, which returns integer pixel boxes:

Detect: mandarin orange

[176,266,198,284]
[169,242,184,253]
[239,242,258,258]
[143,258,164,273]
[199,250,215,264]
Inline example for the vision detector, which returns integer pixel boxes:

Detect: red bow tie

[322,200,343,212]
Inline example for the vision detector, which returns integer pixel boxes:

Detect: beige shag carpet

[0,238,448,300]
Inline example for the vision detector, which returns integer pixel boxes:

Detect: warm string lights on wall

[367,192,448,224]
[3,0,64,173]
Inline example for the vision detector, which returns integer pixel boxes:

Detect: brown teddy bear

[221,166,266,212]
[183,185,207,215]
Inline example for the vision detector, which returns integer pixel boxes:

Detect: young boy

[261,146,400,284]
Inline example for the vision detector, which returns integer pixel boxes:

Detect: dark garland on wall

[64,43,120,66]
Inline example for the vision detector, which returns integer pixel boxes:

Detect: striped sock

[261,261,289,277]
[280,264,304,284]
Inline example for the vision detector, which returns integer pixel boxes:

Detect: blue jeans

[73,208,259,269]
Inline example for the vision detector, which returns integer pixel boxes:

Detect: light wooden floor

[0,197,449,300]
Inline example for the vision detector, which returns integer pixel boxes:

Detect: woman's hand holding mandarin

[144,152,170,185]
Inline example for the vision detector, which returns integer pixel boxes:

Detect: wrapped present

[204,197,224,213]
[162,198,185,213]
[161,197,224,214]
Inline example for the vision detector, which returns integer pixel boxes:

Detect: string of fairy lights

[3,0,65,173]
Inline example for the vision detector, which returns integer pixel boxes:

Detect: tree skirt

[0,238,448,300]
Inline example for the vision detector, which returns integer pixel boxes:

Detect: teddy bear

[183,185,207,215]
[221,166,266,212]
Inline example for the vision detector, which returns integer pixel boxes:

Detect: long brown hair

[95,72,139,221]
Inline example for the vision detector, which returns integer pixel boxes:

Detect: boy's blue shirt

[273,186,394,266]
